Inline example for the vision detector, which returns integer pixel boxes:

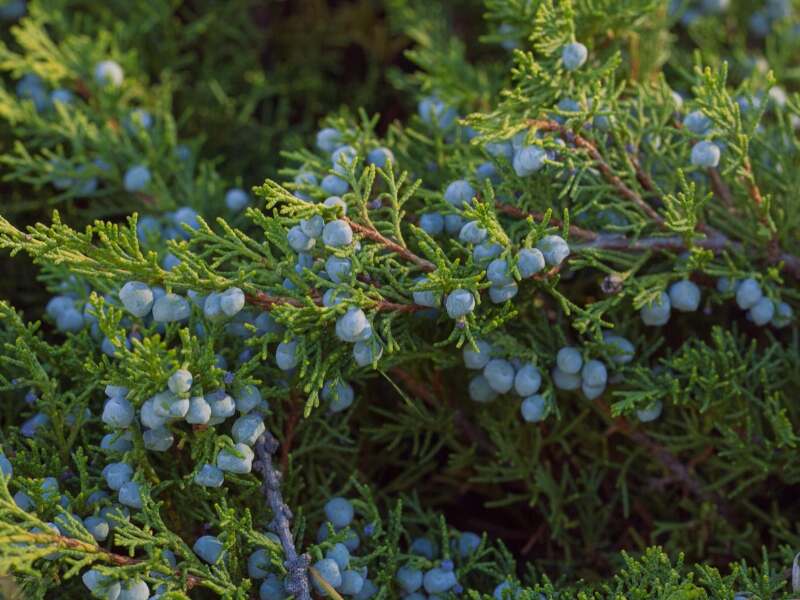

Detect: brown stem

[245,291,426,314]
[344,217,435,272]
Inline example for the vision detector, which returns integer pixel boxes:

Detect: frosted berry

[562,42,588,70]
[468,375,498,403]
[332,145,357,175]
[83,515,110,542]
[325,256,352,283]
[118,281,154,317]
[410,537,437,559]
[216,443,254,474]
[520,395,547,422]
[287,226,315,252]
[423,568,457,594]
[444,214,465,235]
[326,542,351,570]
[194,535,224,564]
[419,212,445,235]
[118,481,143,509]
[143,427,174,452]
[771,302,793,328]
[276,339,299,370]
[300,215,325,239]
[317,127,343,153]
[151,293,191,322]
[581,359,608,387]
[322,174,349,196]
[514,364,542,396]
[552,367,581,391]
[463,339,492,370]
[168,369,193,394]
[340,570,365,595]
[94,60,124,87]
[517,248,546,278]
[640,292,671,326]
[367,147,394,168]
[418,96,457,129]
[458,531,481,556]
[324,497,354,529]
[412,277,441,308]
[581,379,606,400]
[396,567,423,593]
[322,219,353,247]
[512,145,546,177]
[313,558,342,590]
[445,289,475,319]
[636,400,663,422]
[232,413,266,445]
[603,334,635,364]
[336,307,370,342]
[353,340,383,367]
[323,195,348,214]
[444,180,475,208]
[102,462,133,491]
[486,259,512,285]
[736,278,762,309]
[82,569,120,598]
[683,110,712,135]
[123,164,151,192]
[489,281,518,304]
[556,346,583,375]
[484,358,515,393]
[219,287,245,317]
[186,396,212,424]
[459,221,487,244]
[195,464,224,488]
[536,235,570,266]
[691,140,721,168]
[669,280,701,312]
[748,297,775,325]
[225,188,250,212]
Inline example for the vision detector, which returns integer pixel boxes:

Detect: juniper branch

[254,432,312,600]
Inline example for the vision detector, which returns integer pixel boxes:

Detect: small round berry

[313,558,342,591]
[636,400,663,422]
[423,568,457,594]
[151,293,191,322]
[444,214,465,235]
[216,443,254,474]
[552,367,581,391]
[562,42,588,70]
[195,464,224,488]
[475,161,500,183]
[748,297,775,326]
[322,174,349,196]
[94,60,124,87]
[419,212,445,236]
[410,537,437,559]
[186,396,212,425]
[514,364,541,396]
[418,96,457,129]
[670,280,703,314]
[582,359,608,387]
[690,141,721,168]
[512,146,546,177]
[118,281,154,317]
[168,369,193,394]
[581,379,606,400]
[640,292,671,326]
[225,188,250,212]
[232,414,266,446]
[486,259,512,285]
[83,515,110,542]
[556,346,583,375]
[335,307,370,343]
[536,235,570,266]
[463,339,492,370]
[458,531,481,556]
[325,542,351,570]
[517,248,546,278]
[143,427,174,452]
[459,221,487,245]
[484,358,515,393]
[736,278,762,310]
[287,226,315,252]
[366,147,394,168]
[489,282,518,304]
[331,145,357,175]
[493,581,520,599]
[118,580,149,600]
[468,375,498,403]
[322,220,353,247]
[396,567,423,593]
[325,256,352,283]
[340,570,365,595]
[118,481,143,509]
[603,334,635,364]
[520,395,547,422]
[474,241,503,264]
[194,535,224,564]
[716,276,738,294]
[444,180,475,208]
[219,287,245,317]
[324,497,354,529]
[102,462,133,491]
[123,164,151,192]
[445,289,475,319]
[322,380,355,412]
[683,111,711,135]
[300,215,325,239]
[82,569,120,598]
[276,339,299,370]
[771,302,793,328]
[317,127,343,153]
[353,340,383,367]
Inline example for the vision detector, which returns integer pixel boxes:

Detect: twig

[245,291,426,314]
[494,201,598,241]
[254,432,312,600]
[344,217,435,272]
